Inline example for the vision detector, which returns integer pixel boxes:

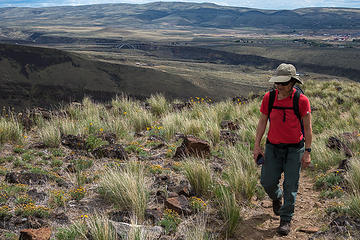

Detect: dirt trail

[236,171,326,239]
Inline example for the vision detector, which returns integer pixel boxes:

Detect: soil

[237,171,327,240]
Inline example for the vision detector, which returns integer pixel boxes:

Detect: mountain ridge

[0,2,359,30]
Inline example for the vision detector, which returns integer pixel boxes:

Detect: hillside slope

[0,43,209,109]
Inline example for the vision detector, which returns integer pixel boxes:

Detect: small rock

[61,134,86,150]
[165,195,191,215]
[261,200,272,208]
[54,212,69,224]
[220,120,239,130]
[298,226,320,234]
[5,172,48,185]
[220,130,240,145]
[92,144,128,159]
[172,102,192,111]
[110,221,163,239]
[173,135,210,159]
[19,227,51,240]
[145,208,163,223]
[168,192,179,198]
[27,189,47,202]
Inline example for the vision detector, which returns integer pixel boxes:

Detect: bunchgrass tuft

[0,117,23,144]
[346,158,360,194]
[39,121,61,147]
[86,213,118,240]
[348,193,360,219]
[147,93,170,116]
[223,144,257,201]
[98,162,150,222]
[182,158,213,197]
[215,185,242,237]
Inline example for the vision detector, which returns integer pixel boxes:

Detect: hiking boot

[277,220,291,236]
[272,198,282,216]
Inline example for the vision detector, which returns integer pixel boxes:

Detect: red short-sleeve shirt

[260,88,311,144]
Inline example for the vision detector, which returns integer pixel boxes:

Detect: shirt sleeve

[299,94,311,117]
[260,92,270,115]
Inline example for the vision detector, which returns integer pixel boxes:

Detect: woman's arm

[302,112,312,168]
[253,113,268,163]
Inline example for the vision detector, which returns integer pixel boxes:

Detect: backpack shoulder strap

[293,89,301,121]
[268,89,276,118]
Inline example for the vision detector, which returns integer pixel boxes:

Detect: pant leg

[260,143,283,201]
[280,145,304,222]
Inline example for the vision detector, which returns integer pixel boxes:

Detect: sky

[0,0,359,10]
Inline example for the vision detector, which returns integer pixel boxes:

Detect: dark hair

[290,78,297,86]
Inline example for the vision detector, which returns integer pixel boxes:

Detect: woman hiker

[253,63,313,236]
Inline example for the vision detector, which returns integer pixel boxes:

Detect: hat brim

[269,75,303,84]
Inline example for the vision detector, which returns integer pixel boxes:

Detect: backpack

[268,86,304,135]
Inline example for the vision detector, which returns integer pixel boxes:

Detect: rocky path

[236,170,326,239]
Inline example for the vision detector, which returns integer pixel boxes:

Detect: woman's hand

[253,145,264,164]
[301,152,311,168]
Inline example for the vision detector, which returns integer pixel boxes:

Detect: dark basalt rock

[92,144,128,159]
[61,134,86,150]
[220,120,240,130]
[327,136,353,157]
[220,130,240,145]
[5,172,48,185]
[173,135,210,159]
[19,227,51,240]
[27,189,47,202]
[165,195,191,215]
[172,102,192,111]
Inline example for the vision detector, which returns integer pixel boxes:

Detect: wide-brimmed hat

[269,63,303,84]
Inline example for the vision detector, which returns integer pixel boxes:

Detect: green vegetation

[98,162,150,222]
[0,117,23,144]
[159,209,181,234]
[0,80,359,238]
[215,185,242,237]
[183,158,213,197]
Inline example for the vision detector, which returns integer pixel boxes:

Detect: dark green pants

[260,141,304,222]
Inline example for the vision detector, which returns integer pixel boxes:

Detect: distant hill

[0,43,209,109]
[0,2,359,30]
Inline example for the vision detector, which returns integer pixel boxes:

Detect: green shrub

[70,187,86,201]
[49,190,69,208]
[15,203,50,218]
[314,172,343,191]
[0,206,11,220]
[72,158,94,171]
[159,209,181,234]
[85,135,108,151]
[55,221,87,240]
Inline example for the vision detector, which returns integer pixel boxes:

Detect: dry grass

[98,162,150,222]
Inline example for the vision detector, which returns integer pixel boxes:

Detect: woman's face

[274,80,293,93]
